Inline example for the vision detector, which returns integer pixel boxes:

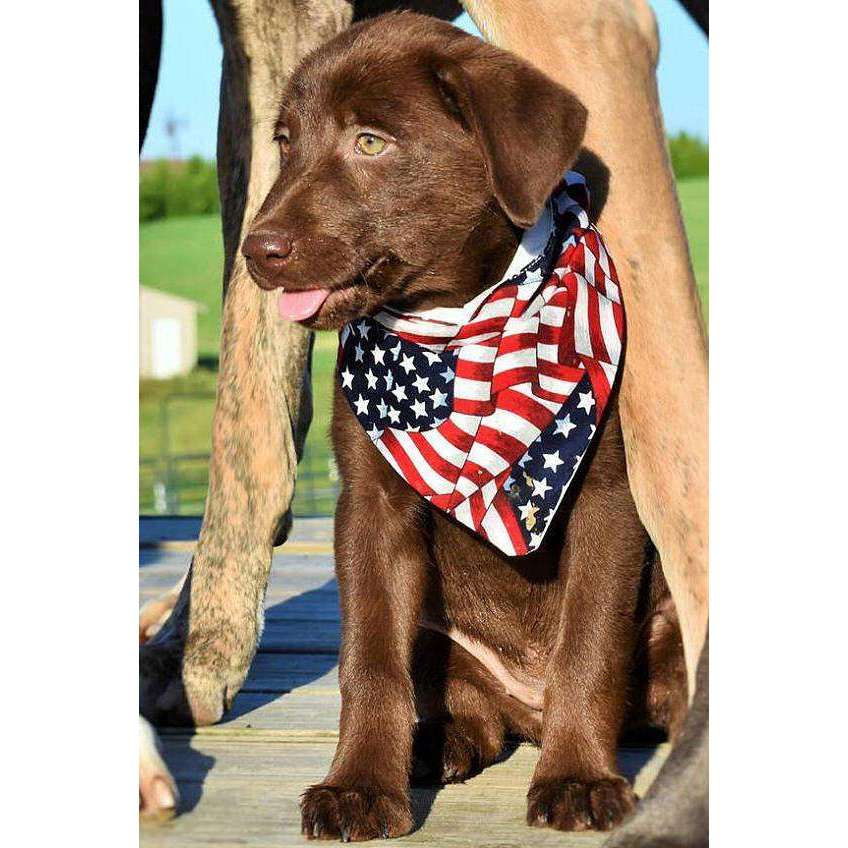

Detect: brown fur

[241,13,686,840]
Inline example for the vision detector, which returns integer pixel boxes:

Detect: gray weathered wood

[257,619,340,653]
[142,737,668,848]
[242,652,340,694]
[141,517,668,846]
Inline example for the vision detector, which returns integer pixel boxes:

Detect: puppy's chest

[424,509,566,661]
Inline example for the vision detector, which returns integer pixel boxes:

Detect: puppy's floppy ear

[434,49,587,228]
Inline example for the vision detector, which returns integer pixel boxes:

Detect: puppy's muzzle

[242,230,293,286]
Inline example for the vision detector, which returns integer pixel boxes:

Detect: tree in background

[140,156,220,222]
[668,131,709,180]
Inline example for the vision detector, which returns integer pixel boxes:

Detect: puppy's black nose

[242,231,294,279]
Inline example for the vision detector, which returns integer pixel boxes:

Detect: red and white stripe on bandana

[337,171,624,556]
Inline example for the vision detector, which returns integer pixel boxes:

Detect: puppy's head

[242,12,587,329]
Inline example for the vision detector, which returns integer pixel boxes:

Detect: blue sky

[142,0,707,160]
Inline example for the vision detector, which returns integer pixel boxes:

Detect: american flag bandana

[337,171,624,556]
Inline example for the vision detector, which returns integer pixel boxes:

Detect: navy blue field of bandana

[504,373,598,549]
[339,317,458,437]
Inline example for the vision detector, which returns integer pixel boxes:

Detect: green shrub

[139,157,220,222]
[139,160,169,221]
[668,132,709,180]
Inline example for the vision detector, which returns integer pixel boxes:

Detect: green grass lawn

[140,216,225,359]
[677,177,708,320]
[141,177,708,514]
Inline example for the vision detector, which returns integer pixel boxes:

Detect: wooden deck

[140,517,668,848]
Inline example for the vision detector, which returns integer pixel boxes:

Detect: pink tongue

[277,288,331,321]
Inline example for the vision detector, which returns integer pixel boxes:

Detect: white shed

[139,286,205,379]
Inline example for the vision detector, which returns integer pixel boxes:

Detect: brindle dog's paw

[140,642,220,727]
[411,720,497,785]
[300,783,413,841]
[139,568,258,728]
[526,776,637,832]
[140,631,244,728]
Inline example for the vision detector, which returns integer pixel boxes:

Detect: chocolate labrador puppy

[242,12,686,841]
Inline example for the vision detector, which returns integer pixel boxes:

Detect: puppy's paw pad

[526,777,636,832]
[300,783,412,841]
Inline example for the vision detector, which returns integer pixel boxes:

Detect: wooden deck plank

[257,619,340,653]
[142,738,667,848]
[205,691,341,734]
[241,652,339,694]
[140,556,335,582]
[140,516,334,546]
[141,590,341,627]
[140,560,336,598]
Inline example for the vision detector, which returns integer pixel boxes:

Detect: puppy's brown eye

[355,133,387,156]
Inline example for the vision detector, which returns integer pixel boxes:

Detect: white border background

[711,1,848,843]
[1,1,846,844]
[1,2,139,843]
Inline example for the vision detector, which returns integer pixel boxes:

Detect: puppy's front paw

[301,783,413,841]
[526,776,636,832]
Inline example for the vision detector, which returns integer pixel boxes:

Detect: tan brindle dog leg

[140,0,353,727]
[461,0,708,693]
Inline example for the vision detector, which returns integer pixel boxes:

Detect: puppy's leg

[139,0,352,727]
[624,556,688,742]
[642,581,689,742]
[300,465,428,840]
[527,417,646,832]
[411,629,516,785]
